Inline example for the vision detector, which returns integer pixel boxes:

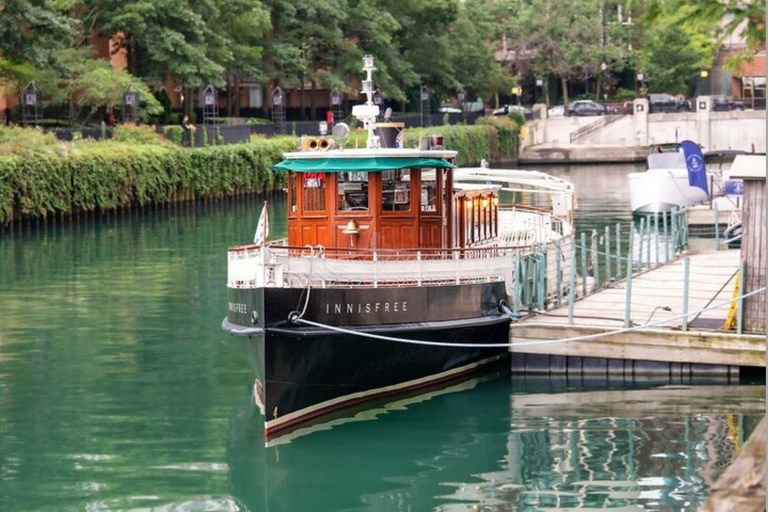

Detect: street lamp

[700,70,709,96]
[601,62,608,101]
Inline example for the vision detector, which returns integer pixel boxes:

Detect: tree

[503,0,610,110]
[449,0,513,106]
[638,6,717,95]
[0,0,75,68]
[647,0,765,77]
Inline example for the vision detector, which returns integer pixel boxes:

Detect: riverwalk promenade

[509,248,766,370]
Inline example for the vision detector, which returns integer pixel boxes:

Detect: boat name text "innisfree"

[325,301,408,315]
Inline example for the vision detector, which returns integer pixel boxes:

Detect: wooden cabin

[277,147,499,251]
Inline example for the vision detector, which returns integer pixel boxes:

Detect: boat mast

[352,55,381,149]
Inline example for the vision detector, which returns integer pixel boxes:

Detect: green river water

[0,163,764,511]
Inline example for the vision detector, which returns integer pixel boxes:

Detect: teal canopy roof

[272,157,453,173]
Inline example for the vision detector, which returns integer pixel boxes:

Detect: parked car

[568,100,606,116]
[547,105,565,118]
[438,105,463,114]
[648,93,683,112]
[711,95,745,111]
[492,104,534,120]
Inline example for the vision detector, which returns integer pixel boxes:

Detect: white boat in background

[628,151,709,214]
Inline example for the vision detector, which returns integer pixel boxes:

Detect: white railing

[228,233,576,299]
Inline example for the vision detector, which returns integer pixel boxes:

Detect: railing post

[556,239,562,306]
[417,250,422,286]
[682,257,690,331]
[568,245,576,325]
[645,215,652,270]
[671,207,678,255]
[373,250,378,288]
[663,212,669,262]
[537,249,546,311]
[714,202,720,250]
[654,214,660,267]
[615,223,621,277]
[624,235,634,328]
[604,225,611,283]
[737,260,745,334]
[512,253,520,313]
[580,232,587,297]
[637,217,645,271]
[591,230,599,291]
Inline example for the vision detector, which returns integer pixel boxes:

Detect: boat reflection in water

[226,374,764,511]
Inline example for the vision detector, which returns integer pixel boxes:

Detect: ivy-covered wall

[0,123,519,224]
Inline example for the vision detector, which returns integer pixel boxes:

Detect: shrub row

[0,137,296,223]
[0,123,517,224]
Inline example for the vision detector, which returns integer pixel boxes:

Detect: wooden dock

[510,249,766,369]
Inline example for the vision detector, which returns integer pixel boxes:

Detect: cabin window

[420,169,438,213]
[302,173,326,212]
[289,173,298,214]
[337,172,369,211]
[382,169,411,212]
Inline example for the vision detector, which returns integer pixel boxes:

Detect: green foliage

[611,88,637,102]
[163,126,183,145]
[113,124,164,145]
[638,5,716,94]
[0,123,519,224]
[0,136,297,223]
[508,111,526,127]
[0,126,59,155]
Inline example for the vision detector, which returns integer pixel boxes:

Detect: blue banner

[724,179,744,196]
[680,140,708,197]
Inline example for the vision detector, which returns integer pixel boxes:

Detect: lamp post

[636,72,644,96]
[700,70,709,96]
[601,62,608,102]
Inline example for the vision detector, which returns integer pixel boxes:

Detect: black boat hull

[223,283,510,437]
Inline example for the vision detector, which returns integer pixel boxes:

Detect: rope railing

[290,286,766,348]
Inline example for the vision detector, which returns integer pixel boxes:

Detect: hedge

[0,124,517,224]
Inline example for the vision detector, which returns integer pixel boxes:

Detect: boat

[222,56,576,439]
[628,145,746,214]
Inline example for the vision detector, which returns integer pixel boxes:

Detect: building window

[382,169,411,212]
[302,173,326,212]
[337,172,369,211]
[248,86,263,108]
[420,169,438,213]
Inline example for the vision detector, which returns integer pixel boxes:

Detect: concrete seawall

[523,96,766,163]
